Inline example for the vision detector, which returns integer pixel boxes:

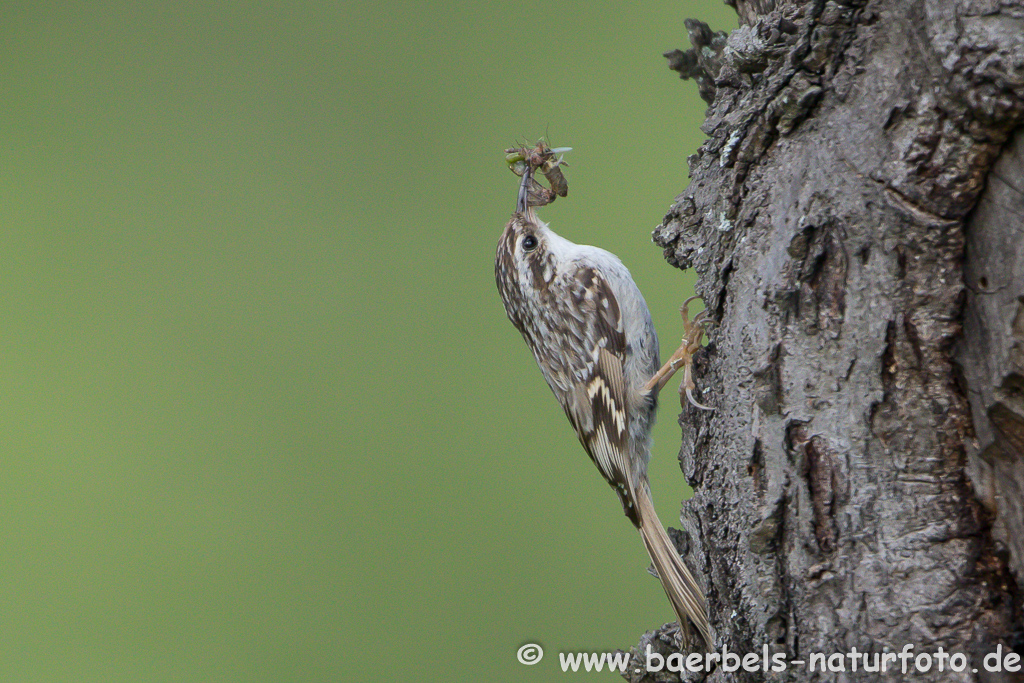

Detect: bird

[494,161,713,649]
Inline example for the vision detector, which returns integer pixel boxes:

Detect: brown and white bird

[494,164,713,648]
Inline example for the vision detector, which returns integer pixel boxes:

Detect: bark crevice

[627,0,1024,680]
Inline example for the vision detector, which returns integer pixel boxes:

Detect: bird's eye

[522,234,538,252]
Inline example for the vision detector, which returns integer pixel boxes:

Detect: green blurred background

[2,2,736,681]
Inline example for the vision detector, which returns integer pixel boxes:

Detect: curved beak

[516,165,534,215]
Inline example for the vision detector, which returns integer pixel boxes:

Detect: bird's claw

[685,387,714,412]
[677,297,713,411]
[640,296,714,409]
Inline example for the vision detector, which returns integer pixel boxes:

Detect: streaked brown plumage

[494,168,712,648]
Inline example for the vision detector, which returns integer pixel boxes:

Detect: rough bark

[626,1,1024,680]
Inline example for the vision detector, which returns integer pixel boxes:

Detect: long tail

[635,484,712,649]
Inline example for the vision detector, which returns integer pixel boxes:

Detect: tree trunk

[626,1,1024,680]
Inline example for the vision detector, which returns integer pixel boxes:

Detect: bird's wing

[560,264,640,523]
